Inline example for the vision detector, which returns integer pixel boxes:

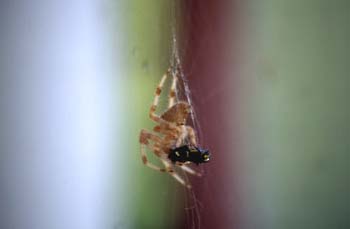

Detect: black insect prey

[168,145,211,165]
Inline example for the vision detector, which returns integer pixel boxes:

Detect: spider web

[167,2,204,229]
[169,5,202,145]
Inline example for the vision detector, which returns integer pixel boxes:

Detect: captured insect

[168,145,210,165]
[139,68,210,188]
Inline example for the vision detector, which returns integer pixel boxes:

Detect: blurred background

[0,0,349,229]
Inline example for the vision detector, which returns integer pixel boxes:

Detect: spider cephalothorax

[139,68,209,188]
[168,145,211,165]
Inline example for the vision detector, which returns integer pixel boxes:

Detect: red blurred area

[180,0,242,228]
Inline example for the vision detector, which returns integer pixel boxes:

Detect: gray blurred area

[243,0,350,228]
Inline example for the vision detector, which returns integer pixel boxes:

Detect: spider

[139,68,210,189]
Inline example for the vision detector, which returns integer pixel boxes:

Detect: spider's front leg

[162,160,192,189]
[186,126,198,146]
[179,164,202,177]
[174,125,198,147]
[173,125,185,147]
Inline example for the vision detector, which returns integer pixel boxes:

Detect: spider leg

[179,164,202,177]
[149,69,169,122]
[153,124,180,147]
[162,159,192,189]
[186,126,198,146]
[168,75,177,108]
[141,145,165,172]
[151,70,168,110]
[139,129,168,172]
[175,125,188,147]
[153,124,177,135]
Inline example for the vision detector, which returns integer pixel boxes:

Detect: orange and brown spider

[139,68,210,189]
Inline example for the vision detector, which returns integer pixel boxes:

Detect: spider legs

[139,129,170,172]
[171,171,192,189]
[139,130,193,189]
[179,164,202,177]
[162,160,192,189]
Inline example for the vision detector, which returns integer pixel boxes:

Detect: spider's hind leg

[139,129,168,173]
